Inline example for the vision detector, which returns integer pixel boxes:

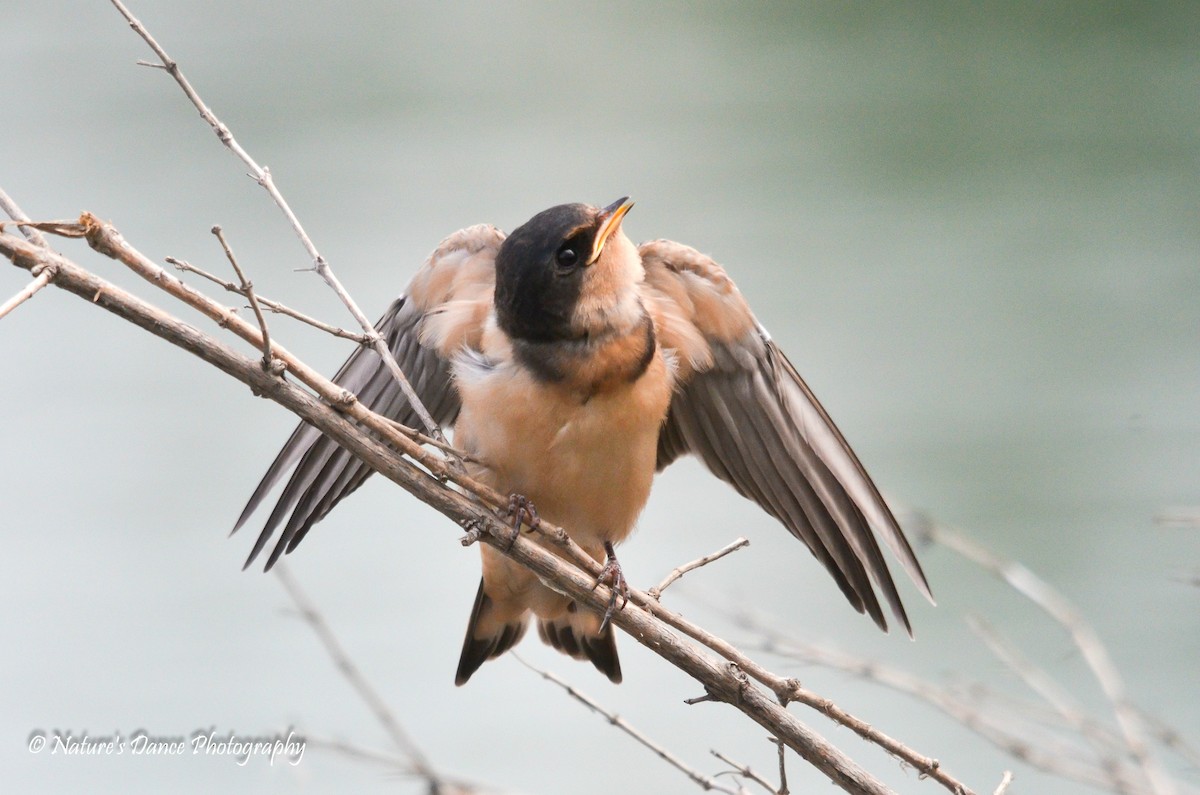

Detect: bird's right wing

[233,224,504,570]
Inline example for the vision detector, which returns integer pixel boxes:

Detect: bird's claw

[504,493,540,551]
[593,541,629,634]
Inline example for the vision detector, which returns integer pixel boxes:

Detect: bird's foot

[592,541,629,634]
[503,493,540,551]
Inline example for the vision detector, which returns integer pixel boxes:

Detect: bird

[233,197,934,686]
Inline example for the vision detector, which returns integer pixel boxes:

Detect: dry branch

[730,604,1167,794]
[514,655,750,795]
[165,255,367,342]
[108,0,444,442]
[712,749,782,795]
[0,269,52,320]
[648,537,751,600]
[1,224,915,795]
[0,187,49,248]
[274,564,437,780]
[924,521,1177,795]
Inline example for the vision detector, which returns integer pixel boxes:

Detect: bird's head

[494,197,641,343]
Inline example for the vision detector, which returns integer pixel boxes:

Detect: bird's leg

[503,493,540,551]
[593,541,629,634]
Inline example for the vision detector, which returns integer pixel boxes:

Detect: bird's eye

[555,246,579,270]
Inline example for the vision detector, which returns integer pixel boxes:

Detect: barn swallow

[234,197,934,685]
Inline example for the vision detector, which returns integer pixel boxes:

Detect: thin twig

[170,254,464,462]
[712,749,778,794]
[382,417,479,463]
[648,537,751,600]
[771,736,789,795]
[992,771,1014,795]
[211,225,279,374]
[925,521,1177,795]
[305,737,504,794]
[304,736,412,774]
[728,604,1155,795]
[166,256,368,342]
[0,269,53,320]
[1154,509,1200,528]
[0,187,49,248]
[273,563,442,784]
[966,614,1132,785]
[1136,708,1200,772]
[513,654,748,795]
[109,0,445,442]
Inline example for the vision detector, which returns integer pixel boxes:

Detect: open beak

[588,196,634,264]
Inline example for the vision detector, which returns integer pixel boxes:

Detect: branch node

[30,262,57,280]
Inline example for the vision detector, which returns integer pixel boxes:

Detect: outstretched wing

[642,240,933,634]
[233,225,504,570]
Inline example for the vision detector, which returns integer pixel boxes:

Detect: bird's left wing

[233,225,504,570]
[642,240,933,634]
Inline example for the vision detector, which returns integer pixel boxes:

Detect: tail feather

[455,579,528,686]
[537,602,622,684]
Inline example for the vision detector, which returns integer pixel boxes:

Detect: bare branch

[303,736,412,774]
[1154,508,1200,528]
[648,537,751,600]
[166,255,368,342]
[729,604,1161,794]
[274,564,439,779]
[0,187,49,248]
[1,228,902,795]
[108,0,445,442]
[514,654,747,795]
[925,521,1177,795]
[966,614,1131,780]
[711,749,778,794]
[381,416,480,463]
[991,771,1014,795]
[305,737,509,794]
[0,269,53,320]
[1136,708,1200,772]
[211,225,280,374]
[771,735,790,795]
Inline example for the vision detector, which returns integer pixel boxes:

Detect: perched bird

[234,198,934,685]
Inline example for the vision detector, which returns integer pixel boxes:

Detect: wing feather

[233,225,503,569]
[642,240,933,634]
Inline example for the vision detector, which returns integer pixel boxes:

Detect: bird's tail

[537,602,622,684]
[455,579,529,686]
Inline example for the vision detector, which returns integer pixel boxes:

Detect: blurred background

[3,2,1197,793]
